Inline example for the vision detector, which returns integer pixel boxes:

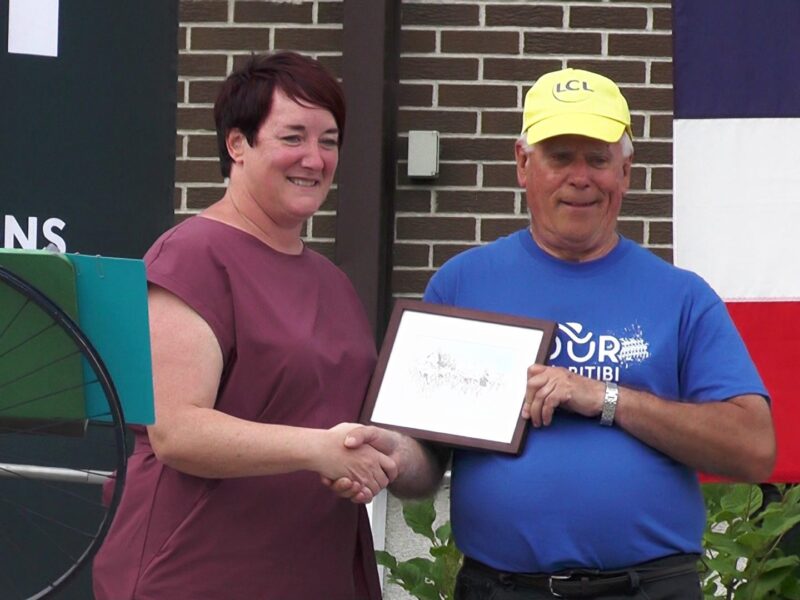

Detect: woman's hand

[311,423,398,501]
[321,426,448,503]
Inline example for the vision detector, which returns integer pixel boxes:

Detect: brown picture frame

[360,299,556,454]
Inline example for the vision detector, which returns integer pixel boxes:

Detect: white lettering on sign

[8,0,60,58]
[3,215,67,252]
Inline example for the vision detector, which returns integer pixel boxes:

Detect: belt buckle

[548,573,572,598]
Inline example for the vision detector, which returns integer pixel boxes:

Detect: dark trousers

[454,555,702,600]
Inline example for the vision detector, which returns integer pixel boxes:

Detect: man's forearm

[615,390,775,481]
[389,436,450,498]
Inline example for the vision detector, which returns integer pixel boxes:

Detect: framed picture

[361,300,556,454]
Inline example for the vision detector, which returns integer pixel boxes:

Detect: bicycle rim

[0,264,127,600]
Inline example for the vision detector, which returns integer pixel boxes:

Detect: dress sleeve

[144,224,236,365]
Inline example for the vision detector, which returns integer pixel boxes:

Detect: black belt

[462,554,699,598]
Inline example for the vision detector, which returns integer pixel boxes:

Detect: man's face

[515,134,632,262]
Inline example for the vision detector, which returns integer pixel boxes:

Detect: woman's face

[235,89,339,228]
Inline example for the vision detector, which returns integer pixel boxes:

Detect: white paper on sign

[8,0,60,58]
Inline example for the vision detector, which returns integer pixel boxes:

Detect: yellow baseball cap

[522,68,632,145]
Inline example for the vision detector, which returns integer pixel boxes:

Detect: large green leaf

[736,530,770,552]
[376,550,398,570]
[756,555,800,575]
[435,521,452,545]
[780,484,800,505]
[408,580,442,600]
[404,498,437,544]
[746,561,798,598]
[704,531,750,558]
[759,513,800,538]
[779,575,800,600]
[405,557,438,571]
[392,559,426,591]
[702,553,740,574]
[430,545,453,558]
[719,484,761,516]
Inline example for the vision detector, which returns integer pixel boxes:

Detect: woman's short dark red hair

[213,51,346,178]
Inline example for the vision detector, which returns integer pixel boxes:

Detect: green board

[0,250,86,422]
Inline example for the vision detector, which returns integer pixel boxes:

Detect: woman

[93,52,394,600]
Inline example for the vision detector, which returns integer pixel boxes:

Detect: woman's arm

[146,286,396,491]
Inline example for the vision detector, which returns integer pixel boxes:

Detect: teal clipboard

[67,254,155,425]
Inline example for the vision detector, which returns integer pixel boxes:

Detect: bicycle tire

[0,264,128,600]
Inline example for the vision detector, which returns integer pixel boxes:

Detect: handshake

[311,364,585,504]
[316,423,406,504]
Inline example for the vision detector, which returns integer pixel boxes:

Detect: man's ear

[622,154,632,183]
[514,140,529,188]
[226,129,247,165]
[619,154,633,195]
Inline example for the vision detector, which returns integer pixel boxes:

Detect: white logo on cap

[552,80,595,103]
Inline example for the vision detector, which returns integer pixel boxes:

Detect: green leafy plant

[701,483,800,599]
[378,484,800,600]
[376,497,463,600]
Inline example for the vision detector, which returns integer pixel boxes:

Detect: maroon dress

[93,217,381,600]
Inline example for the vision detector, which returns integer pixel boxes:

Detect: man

[331,68,775,599]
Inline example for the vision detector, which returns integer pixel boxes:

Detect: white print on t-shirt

[550,321,651,382]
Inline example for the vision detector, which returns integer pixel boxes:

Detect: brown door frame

[336,0,400,342]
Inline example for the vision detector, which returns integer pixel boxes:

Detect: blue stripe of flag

[673,0,800,119]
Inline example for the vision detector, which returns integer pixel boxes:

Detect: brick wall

[175,0,345,258]
[175,0,674,296]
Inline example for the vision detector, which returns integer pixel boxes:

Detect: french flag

[672,0,800,481]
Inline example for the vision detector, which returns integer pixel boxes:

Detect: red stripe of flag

[727,302,800,482]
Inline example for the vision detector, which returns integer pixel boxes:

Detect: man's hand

[522,364,605,427]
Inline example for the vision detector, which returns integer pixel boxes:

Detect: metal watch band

[600,382,619,426]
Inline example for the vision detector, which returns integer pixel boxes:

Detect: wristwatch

[600,382,619,426]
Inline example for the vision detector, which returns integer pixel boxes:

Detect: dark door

[0,2,178,597]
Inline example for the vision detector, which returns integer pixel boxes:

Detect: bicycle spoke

[0,321,59,362]
[0,489,106,559]
[0,347,82,393]
[0,295,30,340]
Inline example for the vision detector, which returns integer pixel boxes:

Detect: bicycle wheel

[0,264,128,600]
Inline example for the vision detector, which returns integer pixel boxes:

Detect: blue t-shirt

[424,230,767,573]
